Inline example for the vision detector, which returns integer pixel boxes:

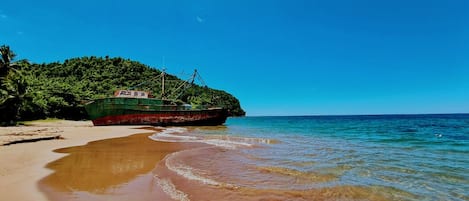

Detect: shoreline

[0,120,145,201]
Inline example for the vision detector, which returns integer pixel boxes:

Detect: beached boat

[84,70,229,126]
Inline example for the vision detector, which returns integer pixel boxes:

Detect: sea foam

[164,151,221,186]
[154,176,190,201]
[148,127,268,149]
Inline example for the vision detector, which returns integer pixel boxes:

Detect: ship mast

[161,69,166,99]
[161,56,166,99]
[157,68,207,100]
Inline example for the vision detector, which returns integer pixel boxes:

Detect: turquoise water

[187,114,469,200]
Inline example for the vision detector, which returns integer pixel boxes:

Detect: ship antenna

[195,69,206,87]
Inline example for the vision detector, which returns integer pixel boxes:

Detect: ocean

[149,114,469,201]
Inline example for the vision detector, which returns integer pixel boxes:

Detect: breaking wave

[164,150,223,186]
[153,176,190,201]
[148,127,273,149]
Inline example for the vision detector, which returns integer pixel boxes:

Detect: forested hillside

[0,46,245,125]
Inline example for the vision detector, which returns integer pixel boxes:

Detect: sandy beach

[2,117,462,201]
[0,120,144,201]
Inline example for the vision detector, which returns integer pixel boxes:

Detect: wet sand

[39,133,203,201]
[0,121,144,201]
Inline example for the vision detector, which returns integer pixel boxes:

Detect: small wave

[165,151,221,186]
[256,166,337,183]
[283,160,316,167]
[150,132,199,142]
[154,176,190,201]
[399,128,418,133]
[149,127,273,149]
[162,127,188,134]
[148,127,199,143]
[204,139,252,149]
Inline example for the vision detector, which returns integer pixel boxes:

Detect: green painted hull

[84,97,228,126]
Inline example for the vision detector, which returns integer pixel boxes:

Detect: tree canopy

[0,46,245,125]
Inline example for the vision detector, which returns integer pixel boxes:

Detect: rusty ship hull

[84,97,228,126]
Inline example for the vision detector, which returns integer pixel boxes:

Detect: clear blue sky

[1,0,468,116]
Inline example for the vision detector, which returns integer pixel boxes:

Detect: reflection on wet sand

[39,133,202,201]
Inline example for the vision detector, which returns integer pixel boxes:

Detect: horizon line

[242,112,469,118]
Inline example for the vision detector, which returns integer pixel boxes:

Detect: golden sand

[0,120,144,201]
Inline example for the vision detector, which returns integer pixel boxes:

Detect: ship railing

[142,104,220,111]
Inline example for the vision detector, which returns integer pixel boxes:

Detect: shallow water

[150,114,469,201]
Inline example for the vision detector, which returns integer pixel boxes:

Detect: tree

[0,45,17,77]
[0,45,31,125]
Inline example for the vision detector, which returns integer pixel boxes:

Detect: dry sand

[0,120,144,201]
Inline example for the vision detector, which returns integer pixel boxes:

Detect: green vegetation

[0,45,245,125]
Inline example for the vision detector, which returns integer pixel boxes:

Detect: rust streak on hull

[91,110,228,126]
